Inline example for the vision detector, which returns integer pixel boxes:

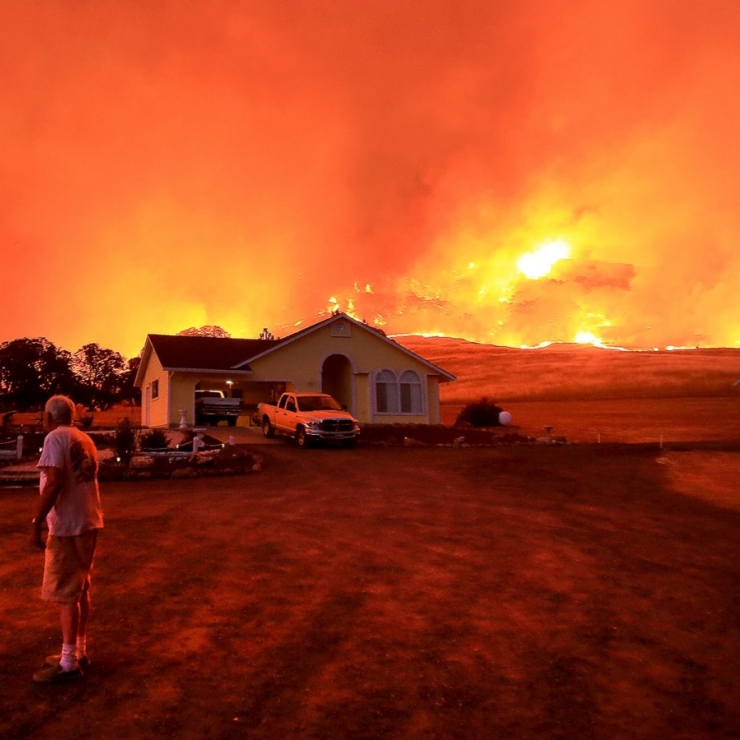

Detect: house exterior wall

[248,322,441,424]
[170,374,199,426]
[141,352,170,428]
[355,373,370,422]
[427,375,440,425]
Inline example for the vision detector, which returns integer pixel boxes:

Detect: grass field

[397,337,740,403]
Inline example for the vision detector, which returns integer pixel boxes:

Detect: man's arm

[31,467,63,549]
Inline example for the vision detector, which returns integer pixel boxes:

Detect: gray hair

[45,395,76,425]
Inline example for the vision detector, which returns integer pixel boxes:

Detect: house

[134,313,456,427]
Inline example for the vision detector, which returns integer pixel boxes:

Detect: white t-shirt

[38,425,104,537]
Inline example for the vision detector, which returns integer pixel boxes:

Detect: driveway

[204,424,282,445]
[2,444,739,738]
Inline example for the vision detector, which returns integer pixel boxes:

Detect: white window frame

[375,369,399,414]
[399,370,423,414]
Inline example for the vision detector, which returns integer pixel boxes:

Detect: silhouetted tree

[72,343,128,410]
[118,356,142,406]
[0,338,76,411]
[177,325,231,338]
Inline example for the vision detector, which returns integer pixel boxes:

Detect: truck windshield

[297,396,342,412]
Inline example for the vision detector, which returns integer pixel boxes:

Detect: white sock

[76,636,87,659]
[60,643,78,672]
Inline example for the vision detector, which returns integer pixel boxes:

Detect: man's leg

[60,601,80,646]
[59,600,80,671]
[34,535,92,682]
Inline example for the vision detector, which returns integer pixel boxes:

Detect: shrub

[114,419,138,464]
[139,428,170,451]
[92,432,115,450]
[456,397,504,427]
[20,431,47,457]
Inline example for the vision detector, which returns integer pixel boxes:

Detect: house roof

[145,334,283,372]
[135,314,456,386]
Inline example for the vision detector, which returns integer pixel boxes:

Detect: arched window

[400,370,422,413]
[375,370,398,413]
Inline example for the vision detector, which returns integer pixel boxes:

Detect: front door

[321,354,353,413]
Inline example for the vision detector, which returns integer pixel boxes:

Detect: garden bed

[0,430,262,483]
[98,445,262,481]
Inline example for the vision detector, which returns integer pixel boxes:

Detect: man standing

[30,395,104,683]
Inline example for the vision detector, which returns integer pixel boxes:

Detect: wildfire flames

[517,240,571,281]
[320,231,695,350]
[2,1,740,355]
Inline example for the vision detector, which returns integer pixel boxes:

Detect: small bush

[139,428,170,450]
[92,433,115,450]
[114,419,138,464]
[20,431,47,457]
[456,397,504,427]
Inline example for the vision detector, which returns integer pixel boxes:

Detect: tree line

[0,337,141,412]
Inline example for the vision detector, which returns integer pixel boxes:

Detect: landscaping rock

[131,456,155,468]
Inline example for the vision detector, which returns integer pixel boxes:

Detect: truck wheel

[296,427,309,448]
[262,418,275,438]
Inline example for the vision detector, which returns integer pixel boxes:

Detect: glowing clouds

[517,240,571,280]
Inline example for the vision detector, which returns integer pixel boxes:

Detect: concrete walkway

[0,459,40,484]
[201,425,283,445]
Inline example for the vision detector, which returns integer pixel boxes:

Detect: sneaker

[45,654,89,668]
[32,664,84,683]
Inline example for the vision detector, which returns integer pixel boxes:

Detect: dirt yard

[2,439,740,739]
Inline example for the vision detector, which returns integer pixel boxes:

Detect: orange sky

[2,0,740,356]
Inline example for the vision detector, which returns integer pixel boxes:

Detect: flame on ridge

[575,331,603,347]
[517,239,571,280]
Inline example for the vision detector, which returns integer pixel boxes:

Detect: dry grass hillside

[396,336,740,404]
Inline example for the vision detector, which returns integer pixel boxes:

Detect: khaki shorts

[41,530,99,603]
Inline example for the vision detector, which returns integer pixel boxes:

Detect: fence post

[16,435,23,460]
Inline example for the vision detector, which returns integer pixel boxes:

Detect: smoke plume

[2,0,739,355]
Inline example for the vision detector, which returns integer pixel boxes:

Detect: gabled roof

[235,313,457,382]
[135,313,456,387]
